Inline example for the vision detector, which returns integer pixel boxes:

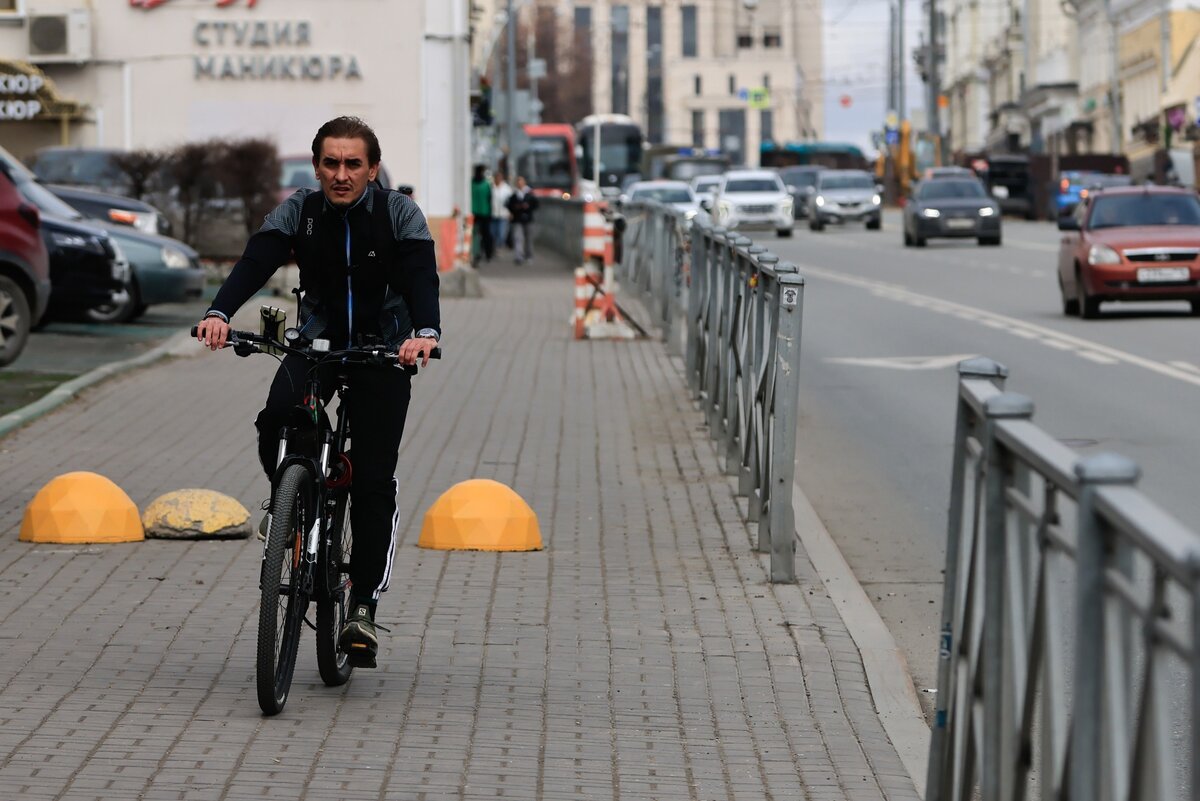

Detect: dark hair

[312,116,381,165]
[473,164,487,182]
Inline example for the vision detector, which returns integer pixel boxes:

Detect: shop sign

[132,0,258,8]
[0,73,45,120]
[190,18,362,81]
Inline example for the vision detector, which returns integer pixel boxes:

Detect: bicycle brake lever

[233,341,256,357]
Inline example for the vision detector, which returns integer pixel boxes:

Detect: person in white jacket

[490,172,514,254]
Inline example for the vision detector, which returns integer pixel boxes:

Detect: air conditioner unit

[27,10,92,64]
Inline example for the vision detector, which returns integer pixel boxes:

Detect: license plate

[1137,267,1190,282]
[946,218,974,229]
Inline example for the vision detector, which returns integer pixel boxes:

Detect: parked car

[691,175,723,207]
[1056,186,1200,318]
[0,168,51,366]
[1055,170,1133,218]
[903,178,1001,247]
[622,180,704,227]
[776,165,824,219]
[49,183,172,237]
[0,145,129,323]
[807,170,882,231]
[28,146,132,195]
[705,170,794,237]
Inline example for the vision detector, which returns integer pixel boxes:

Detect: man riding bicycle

[195,116,440,668]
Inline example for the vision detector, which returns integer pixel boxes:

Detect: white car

[624,180,704,225]
[706,170,794,237]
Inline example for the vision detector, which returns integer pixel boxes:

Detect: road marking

[797,263,1200,388]
[824,354,979,370]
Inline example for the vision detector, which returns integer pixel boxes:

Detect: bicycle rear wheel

[257,463,313,715]
[316,493,353,686]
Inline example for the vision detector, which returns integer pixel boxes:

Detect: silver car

[807,170,882,231]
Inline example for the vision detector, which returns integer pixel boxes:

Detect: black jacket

[208,188,440,348]
[506,189,538,224]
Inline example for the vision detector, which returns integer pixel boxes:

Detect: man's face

[517,178,527,190]
[314,136,379,208]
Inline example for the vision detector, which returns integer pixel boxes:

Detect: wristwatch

[416,327,440,342]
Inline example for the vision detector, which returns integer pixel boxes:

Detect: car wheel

[1059,274,1079,316]
[1076,270,1100,319]
[776,228,793,238]
[809,219,823,232]
[866,217,881,231]
[914,235,927,247]
[85,280,140,325]
[0,275,32,368]
[130,303,149,321]
[1190,300,1200,316]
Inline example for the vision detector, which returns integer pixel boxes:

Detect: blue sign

[885,129,900,145]
[737,88,749,101]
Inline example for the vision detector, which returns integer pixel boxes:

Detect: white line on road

[824,354,979,370]
[1170,360,1200,376]
[798,263,1200,388]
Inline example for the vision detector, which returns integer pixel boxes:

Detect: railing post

[928,357,1008,801]
[980,392,1034,801]
[723,237,753,476]
[766,270,804,584]
[704,228,728,432]
[685,225,706,392]
[1071,453,1141,801]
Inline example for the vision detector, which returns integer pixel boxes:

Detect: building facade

[0,0,472,222]
[481,0,823,167]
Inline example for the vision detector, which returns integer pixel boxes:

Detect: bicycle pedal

[346,646,377,669]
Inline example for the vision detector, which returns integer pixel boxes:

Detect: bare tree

[166,141,222,248]
[111,149,166,200]
[215,138,281,236]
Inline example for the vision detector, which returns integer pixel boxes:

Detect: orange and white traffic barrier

[456,213,474,267]
[582,201,612,265]
[573,267,590,339]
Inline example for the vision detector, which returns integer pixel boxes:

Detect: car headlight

[871,194,882,205]
[51,230,107,254]
[161,246,191,269]
[1087,243,1121,265]
[922,208,941,218]
[815,195,825,207]
[979,207,996,217]
[781,198,793,213]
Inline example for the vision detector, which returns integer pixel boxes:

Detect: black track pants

[256,354,412,603]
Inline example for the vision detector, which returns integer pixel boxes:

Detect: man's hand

[398,336,438,368]
[196,316,231,351]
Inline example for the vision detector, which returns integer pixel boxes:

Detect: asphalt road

[756,209,1200,717]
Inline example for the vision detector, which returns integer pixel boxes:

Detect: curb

[0,328,196,440]
[793,478,931,799]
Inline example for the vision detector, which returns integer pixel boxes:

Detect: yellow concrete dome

[419,478,542,551]
[20,471,144,544]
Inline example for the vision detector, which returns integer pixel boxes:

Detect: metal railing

[618,202,805,583]
[929,357,1200,801]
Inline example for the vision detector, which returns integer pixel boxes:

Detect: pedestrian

[506,176,538,264]
[470,164,494,266]
[490,171,513,256]
[194,116,441,669]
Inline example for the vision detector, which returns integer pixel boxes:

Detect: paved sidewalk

[0,253,921,801]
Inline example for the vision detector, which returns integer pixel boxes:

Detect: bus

[576,113,644,198]
[641,144,732,183]
[760,141,870,171]
[517,123,578,199]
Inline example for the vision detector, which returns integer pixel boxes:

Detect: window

[763,74,770,90]
[728,74,736,96]
[0,0,19,11]
[647,6,663,144]
[764,30,782,48]
[692,110,705,147]
[760,110,774,144]
[682,5,697,58]
[611,5,629,115]
[694,75,702,96]
[737,31,753,49]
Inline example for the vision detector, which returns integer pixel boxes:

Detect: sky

[822,0,927,157]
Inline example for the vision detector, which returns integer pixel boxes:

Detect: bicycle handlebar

[191,326,442,365]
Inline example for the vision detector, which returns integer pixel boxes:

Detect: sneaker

[339,604,378,668]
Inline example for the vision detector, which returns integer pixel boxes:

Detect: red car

[0,168,51,366]
[1057,186,1200,318]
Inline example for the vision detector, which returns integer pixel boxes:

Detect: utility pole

[505,0,518,173]
[887,2,897,114]
[898,0,906,123]
[927,0,942,162]
[1105,0,1122,153]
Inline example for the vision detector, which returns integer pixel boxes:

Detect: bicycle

[192,322,440,715]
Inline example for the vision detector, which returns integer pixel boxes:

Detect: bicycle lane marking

[795,263,1200,388]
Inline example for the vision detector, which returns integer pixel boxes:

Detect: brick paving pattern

[0,256,921,800]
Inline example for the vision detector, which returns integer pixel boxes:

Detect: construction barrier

[573,202,640,340]
[429,215,458,273]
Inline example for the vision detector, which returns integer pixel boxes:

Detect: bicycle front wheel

[316,493,353,686]
[257,463,313,716]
